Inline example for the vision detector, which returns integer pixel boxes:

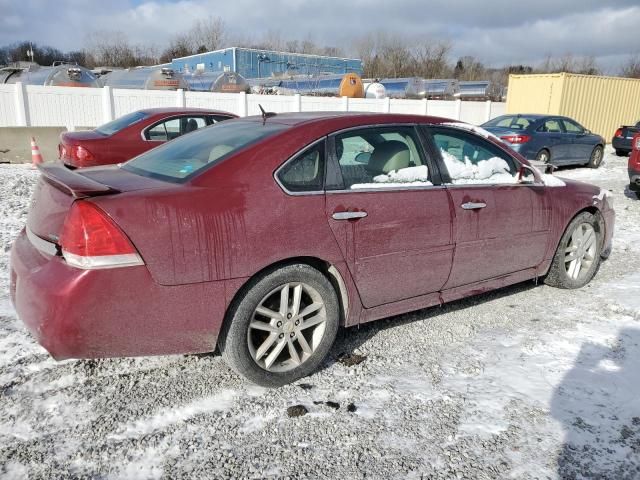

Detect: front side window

[562,119,584,134]
[333,127,432,190]
[431,128,518,185]
[277,142,325,192]
[538,119,563,133]
[123,121,288,182]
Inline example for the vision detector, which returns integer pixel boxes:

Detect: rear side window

[123,121,288,182]
[95,111,149,136]
[277,142,325,193]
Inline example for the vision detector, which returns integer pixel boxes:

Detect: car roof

[138,107,235,116]
[238,111,454,127]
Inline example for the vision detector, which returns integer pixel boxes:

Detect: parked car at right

[612,121,640,156]
[629,133,640,198]
[482,114,605,168]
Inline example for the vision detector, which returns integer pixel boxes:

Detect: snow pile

[440,149,517,185]
[541,174,567,187]
[351,165,433,189]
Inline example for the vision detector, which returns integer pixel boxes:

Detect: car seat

[365,140,410,176]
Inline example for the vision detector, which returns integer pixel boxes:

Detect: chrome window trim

[326,185,447,194]
[327,122,444,194]
[273,137,327,196]
[26,227,57,257]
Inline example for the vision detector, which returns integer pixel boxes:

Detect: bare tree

[620,54,640,78]
[190,16,226,52]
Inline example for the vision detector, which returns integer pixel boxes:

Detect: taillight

[74,145,95,165]
[61,144,96,166]
[60,201,143,269]
[634,136,640,151]
[500,134,531,144]
[615,128,623,138]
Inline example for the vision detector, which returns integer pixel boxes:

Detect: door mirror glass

[354,151,371,164]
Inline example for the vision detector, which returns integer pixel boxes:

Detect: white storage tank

[363,82,386,99]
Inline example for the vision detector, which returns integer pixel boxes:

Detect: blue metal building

[170,47,362,79]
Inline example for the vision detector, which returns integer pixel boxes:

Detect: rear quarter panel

[94,125,347,287]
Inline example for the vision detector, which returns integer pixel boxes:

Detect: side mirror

[518,164,543,185]
[354,151,372,164]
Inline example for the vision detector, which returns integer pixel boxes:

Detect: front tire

[588,145,604,168]
[219,263,339,387]
[544,212,602,289]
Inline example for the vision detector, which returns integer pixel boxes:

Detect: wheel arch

[222,256,350,336]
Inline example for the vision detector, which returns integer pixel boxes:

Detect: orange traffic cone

[31,137,43,167]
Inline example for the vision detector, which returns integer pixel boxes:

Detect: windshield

[122,120,288,182]
[482,115,536,130]
[95,111,150,136]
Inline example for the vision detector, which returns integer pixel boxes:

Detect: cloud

[0,0,638,72]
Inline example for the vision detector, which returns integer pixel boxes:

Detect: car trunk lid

[26,163,169,243]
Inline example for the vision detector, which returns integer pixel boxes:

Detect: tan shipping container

[506,73,640,141]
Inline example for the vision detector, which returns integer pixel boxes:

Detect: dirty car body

[11,112,615,385]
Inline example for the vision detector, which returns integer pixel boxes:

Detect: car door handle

[461,202,487,210]
[332,211,368,220]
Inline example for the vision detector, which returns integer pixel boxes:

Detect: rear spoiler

[38,163,120,198]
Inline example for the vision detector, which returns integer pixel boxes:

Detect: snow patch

[351,165,433,189]
[541,174,566,187]
[440,149,517,184]
[110,390,236,439]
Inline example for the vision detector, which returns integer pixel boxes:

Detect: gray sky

[1,0,639,72]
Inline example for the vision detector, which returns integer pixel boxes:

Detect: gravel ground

[1,150,639,480]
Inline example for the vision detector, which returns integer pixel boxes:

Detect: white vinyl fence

[0,83,506,129]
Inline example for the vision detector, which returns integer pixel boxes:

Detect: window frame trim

[325,123,444,194]
[141,114,208,142]
[424,125,541,189]
[273,137,327,196]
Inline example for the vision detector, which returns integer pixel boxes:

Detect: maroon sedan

[58,107,236,168]
[11,112,615,386]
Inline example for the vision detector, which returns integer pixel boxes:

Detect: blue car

[481,114,606,168]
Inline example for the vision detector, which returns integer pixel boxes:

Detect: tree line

[1,16,639,86]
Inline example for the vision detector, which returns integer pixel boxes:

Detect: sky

[1,0,639,72]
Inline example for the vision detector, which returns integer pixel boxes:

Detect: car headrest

[366,140,410,175]
[208,145,235,163]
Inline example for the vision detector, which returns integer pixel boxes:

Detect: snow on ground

[1,149,640,479]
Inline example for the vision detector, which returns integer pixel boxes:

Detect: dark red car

[11,112,615,386]
[629,133,640,198]
[58,107,236,168]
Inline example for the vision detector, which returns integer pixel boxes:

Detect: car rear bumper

[612,137,631,151]
[10,229,226,360]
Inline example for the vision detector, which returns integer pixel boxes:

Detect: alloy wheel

[564,223,597,281]
[591,148,603,166]
[248,282,327,372]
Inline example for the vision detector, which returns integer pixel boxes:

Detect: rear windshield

[95,111,150,136]
[482,115,536,130]
[122,120,288,182]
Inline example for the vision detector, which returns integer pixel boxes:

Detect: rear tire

[219,263,339,387]
[536,149,551,164]
[588,145,604,168]
[544,212,602,289]
[615,149,627,157]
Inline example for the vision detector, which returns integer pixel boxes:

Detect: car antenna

[258,104,276,125]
